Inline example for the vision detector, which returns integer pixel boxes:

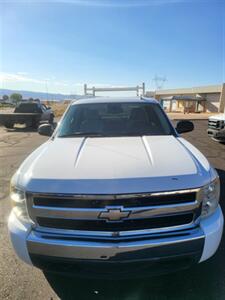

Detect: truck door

[40,104,51,121]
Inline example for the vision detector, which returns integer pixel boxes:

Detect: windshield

[58,102,173,137]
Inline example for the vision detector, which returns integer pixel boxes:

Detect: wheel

[5,122,14,129]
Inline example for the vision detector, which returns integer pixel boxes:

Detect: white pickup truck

[8,97,223,277]
[208,109,225,142]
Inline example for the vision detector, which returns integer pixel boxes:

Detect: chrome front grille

[27,190,202,236]
[208,119,224,130]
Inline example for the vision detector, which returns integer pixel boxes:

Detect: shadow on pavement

[6,127,38,133]
[43,169,225,300]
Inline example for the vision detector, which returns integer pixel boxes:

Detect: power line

[152,75,167,90]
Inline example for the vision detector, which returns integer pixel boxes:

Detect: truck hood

[17,135,211,194]
[209,114,225,121]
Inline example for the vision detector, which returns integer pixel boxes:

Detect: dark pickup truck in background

[0,102,54,129]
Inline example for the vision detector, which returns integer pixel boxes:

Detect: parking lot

[0,120,225,300]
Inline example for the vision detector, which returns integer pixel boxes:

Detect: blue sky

[0,0,224,95]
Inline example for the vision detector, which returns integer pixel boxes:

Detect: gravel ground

[0,120,225,300]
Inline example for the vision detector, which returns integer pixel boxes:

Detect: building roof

[161,95,206,101]
[72,96,158,105]
[153,84,222,96]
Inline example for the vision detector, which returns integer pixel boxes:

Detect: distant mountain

[0,88,84,101]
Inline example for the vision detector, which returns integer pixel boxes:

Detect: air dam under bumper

[8,206,223,277]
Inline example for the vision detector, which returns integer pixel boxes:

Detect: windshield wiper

[59,132,104,138]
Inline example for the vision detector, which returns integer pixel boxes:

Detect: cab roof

[72,96,158,106]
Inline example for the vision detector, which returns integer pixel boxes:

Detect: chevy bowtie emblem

[99,207,131,222]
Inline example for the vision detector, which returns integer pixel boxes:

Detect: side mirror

[38,123,53,136]
[47,106,51,110]
[176,120,194,134]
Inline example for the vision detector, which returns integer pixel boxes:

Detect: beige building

[146,83,225,113]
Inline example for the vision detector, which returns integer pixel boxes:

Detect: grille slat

[32,202,199,220]
[208,120,224,130]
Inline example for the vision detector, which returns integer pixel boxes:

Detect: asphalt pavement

[0,120,225,300]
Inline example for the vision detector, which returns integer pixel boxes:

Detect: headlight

[200,177,220,218]
[10,185,30,222]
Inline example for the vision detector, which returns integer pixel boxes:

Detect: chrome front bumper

[27,227,204,262]
[26,227,204,277]
[207,128,225,139]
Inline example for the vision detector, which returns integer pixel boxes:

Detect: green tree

[2,95,9,101]
[10,93,22,104]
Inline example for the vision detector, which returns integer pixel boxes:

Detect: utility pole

[45,80,49,102]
